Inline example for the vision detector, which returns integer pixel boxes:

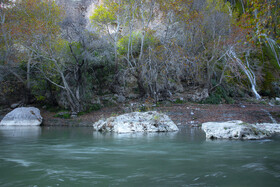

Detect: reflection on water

[0,126,41,139]
[93,131,179,139]
[0,126,280,186]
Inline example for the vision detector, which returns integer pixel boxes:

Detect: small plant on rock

[153,114,160,122]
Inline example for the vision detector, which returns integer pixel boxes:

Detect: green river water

[0,126,280,186]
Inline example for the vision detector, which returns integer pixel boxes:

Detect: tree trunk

[25,52,33,104]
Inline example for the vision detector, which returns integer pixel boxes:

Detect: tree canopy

[1,0,280,112]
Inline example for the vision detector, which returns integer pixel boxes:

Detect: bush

[174,98,184,104]
[44,104,64,113]
[54,112,71,119]
[202,86,235,104]
[139,105,149,112]
[89,104,102,111]
[35,95,46,102]
[202,93,222,104]
[78,104,102,116]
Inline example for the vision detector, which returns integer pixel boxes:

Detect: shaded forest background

[0,0,280,114]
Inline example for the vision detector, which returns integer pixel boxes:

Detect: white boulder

[0,107,43,126]
[202,120,272,140]
[255,123,280,134]
[93,111,179,133]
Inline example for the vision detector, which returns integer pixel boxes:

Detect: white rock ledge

[93,111,179,133]
[202,120,280,140]
[0,107,43,126]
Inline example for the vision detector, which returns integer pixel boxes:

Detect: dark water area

[0,126,280,186]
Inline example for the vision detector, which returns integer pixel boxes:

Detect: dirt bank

[39,103,280,127]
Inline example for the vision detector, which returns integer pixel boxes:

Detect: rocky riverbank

[35,103,280,127]
[1,102,280,127]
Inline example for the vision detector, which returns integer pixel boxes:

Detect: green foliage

[0,77,25,103]
[174,98,184,104]
[238,122,250,126]
[232,0,245,16]
[261,70,274,96]
[93,63,115,89]
[139,105,149,112]
[202,86,235,104]
[90,5,116,25]
[35,95,46,102]
[262,43,280,70]
[45,105,62,113]
[54,39,69,53]
[117,32,158,56]
[88,104,102,111]
[54,112,71,119]
[259,100,267,105]
[260,46,280,97]
[78,104,102,116]
[31,78,61,104]
[206,0,231,14]
[202,92,223,104]
[153,114,160,122]
[110,112,118,117]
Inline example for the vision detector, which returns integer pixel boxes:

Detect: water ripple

[1,158,34,167]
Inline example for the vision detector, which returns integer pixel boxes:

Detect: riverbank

[40,103,280,127]
[1,102,279,127]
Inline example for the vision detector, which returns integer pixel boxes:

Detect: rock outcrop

[255,123,280,134]
[93,111,179,133]
[0,107,43,126]
[201,120,280,140]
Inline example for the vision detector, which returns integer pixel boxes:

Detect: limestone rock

[93,111,179,133]
[171,87,209,102]
[0,107,43,126]
[255,123,280,134]
[190,88,209,102]
[10,101,23,109]
[202,120,271,140]
[116,95,126,103]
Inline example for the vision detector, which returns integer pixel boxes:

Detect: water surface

[0,126,280,186]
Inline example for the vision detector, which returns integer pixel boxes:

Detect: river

[0,126,280,186]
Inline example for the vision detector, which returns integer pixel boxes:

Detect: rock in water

[255,123,280,134]
[0,107,43,126]
[93,111,179,133]
[202,120,271,140]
